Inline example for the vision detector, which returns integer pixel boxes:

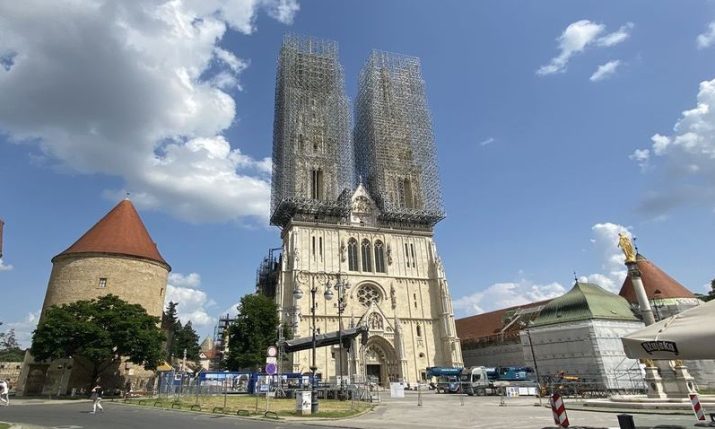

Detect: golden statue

[618,232,637,263]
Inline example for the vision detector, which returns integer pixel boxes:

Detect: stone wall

[42,253,168,318]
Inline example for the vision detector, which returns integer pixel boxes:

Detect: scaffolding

[255,247,281,298]
[270,35,353,227]
[354,51,444,226]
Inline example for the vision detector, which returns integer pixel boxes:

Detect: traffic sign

[267,346,277,357]
[265,356,278,375]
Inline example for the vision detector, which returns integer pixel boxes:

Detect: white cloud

[596,22,634,47]
[0,0,298,224]
[4,311,40,348]
[479,137,495,146]
[585,222,631,291]
[590,60,621,82]
[0,258,12,271]
[629,148,650,171]
[166,272,217,328]
[633,78,715,215]
[537,20,632,76]
[538,20,605,75]
[697,22,715,49]
[453,280,566,316]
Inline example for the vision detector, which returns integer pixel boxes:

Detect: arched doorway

[363,336,399,386]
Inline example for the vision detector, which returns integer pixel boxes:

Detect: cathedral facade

[270,35,462,385]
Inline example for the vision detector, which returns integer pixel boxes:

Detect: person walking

[89,382,103,414]
[0,379,9,406]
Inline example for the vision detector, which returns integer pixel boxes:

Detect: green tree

[0,324,25,362]
[224,294,279,370]
[161,301,180,360]
[172,321,200,361]
[31,295,165,387]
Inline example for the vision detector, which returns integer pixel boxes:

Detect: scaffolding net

[270,35,353,227]
[355,51,445,226]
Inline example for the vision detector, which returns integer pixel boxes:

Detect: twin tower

[271,35,444,229]
[269,35,462,385]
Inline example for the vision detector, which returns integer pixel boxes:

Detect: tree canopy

[224,294,279,371]
[161,301,200,361]
[0,323,24,361]
[31,295,165,383]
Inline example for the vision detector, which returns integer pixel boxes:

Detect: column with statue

[618,233,696,398]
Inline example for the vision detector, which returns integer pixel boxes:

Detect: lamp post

[524,323,543,406]
[294,275,330,414]
[324,275,350,399]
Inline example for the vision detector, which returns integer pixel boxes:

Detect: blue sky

[2,1,715,346]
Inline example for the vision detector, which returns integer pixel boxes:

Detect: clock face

[267,346,278,357]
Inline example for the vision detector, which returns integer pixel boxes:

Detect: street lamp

[324,275,350,399]
[523,322,543,406]
[295,276,331,414]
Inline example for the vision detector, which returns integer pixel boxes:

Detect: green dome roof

[532,282,638,327]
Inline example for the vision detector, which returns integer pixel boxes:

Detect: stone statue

[390,283,397,309]
[386,244,393,265]
[340,240,346,262]
[618,232,637,263]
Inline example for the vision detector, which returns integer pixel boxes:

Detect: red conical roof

[619,254,693,303]
[53,199,169,268]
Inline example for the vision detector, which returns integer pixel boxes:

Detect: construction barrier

[690,393,706,421]
[550,393,569,428]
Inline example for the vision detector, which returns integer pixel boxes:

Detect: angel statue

[617,232,637,263]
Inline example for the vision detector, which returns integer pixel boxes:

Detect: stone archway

[363,336,399,386]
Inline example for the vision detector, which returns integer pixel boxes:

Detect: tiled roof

[53,199,169,268]
[619,254,694,303]
[532,282,638,327]
[456,300,548,343]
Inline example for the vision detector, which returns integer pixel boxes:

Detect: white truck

[459,366,538,396]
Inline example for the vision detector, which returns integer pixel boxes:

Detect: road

[0,393,705,429]
[0,400,324,429]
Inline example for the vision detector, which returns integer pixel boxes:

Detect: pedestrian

[89,381,103,414]
[0,379,9,406]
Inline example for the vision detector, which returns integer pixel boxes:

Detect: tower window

[98,278,107,288]
[374,240,386,273]
[397,177,415,209]
[348,238,358,271]
[312,236,316,258]
[361,239,372,272]
[411,243,416,268]
[405,243,410,268]
[416,324,422,337]
[311,169,324,200]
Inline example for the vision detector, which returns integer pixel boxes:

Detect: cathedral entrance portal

[366,364,381,385]
[363,336,399,386]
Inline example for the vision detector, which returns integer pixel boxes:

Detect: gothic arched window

[361,239,372,272]
[348,238,358,271]
[374,240,386,273]
[416,324,422,337]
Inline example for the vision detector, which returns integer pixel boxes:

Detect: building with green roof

[521,282,644,391]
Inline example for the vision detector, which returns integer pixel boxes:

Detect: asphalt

[0,393,707,429]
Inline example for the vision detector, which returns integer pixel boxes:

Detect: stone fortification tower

[270,35,462,386]
[41,198,170,318]
[18,198,170,396]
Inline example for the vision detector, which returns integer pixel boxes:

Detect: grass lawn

[0,423,10,429]
[125,394,371,418]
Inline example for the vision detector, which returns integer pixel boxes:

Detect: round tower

[41,198,170,318]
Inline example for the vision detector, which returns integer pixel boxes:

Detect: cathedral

[268,35,462,385]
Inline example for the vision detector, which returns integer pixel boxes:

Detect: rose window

[357,285,382,307]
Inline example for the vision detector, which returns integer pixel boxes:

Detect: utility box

[296,390,312,415]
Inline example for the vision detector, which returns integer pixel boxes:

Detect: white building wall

[520,319,644,391]
[276,213,462,385]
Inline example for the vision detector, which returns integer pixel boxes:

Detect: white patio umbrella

[621,299,715,360]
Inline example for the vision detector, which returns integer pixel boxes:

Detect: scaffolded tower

[270,35,353,227]
[354,51,444,226]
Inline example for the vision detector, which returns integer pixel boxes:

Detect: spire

[53,199,169,269]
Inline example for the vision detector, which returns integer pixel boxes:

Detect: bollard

[690,393,707,421]
[617,414,635,429]
[549,393,569,428]
[417,385,423,407]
